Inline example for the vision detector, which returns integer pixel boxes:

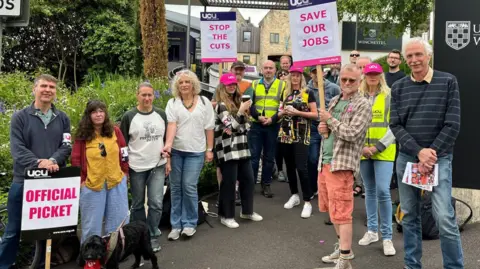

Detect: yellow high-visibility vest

[363,92,396,161]
[251,79,285,121]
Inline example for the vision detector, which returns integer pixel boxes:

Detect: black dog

[80,220,159,269]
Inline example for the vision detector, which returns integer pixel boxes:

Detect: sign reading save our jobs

[21,167,80,241]
[289,0,341,67]
[200,12,237,63]
[0,0,21,16]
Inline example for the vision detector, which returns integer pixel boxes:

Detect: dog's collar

[104,228,126,263]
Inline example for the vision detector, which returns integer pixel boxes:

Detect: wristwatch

[49,158,58,165]
[207,148,213,152]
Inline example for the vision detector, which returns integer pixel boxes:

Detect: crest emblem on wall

[446,21,471,50]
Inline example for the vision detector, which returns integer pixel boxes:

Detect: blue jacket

[307,79,341,126]
[10,103,72,183]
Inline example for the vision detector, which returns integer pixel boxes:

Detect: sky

[165,5,270,26]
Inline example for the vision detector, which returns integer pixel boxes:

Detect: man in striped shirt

[390,37,463,269]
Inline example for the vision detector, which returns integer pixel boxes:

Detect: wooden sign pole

[317,64,329,139]
[45,239,52,269]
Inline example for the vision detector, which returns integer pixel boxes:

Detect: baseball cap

[220,73,237,85]
[363,63,383,75]
[289,66,303,73]
[231,61,246,69]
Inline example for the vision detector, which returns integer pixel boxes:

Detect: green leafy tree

[337,0,433,36]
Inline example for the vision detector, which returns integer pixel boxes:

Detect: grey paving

[57,181,480,269]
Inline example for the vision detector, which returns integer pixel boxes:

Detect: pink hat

[220,73,237,85]
[363,63,383,75]
[289,66,303,73]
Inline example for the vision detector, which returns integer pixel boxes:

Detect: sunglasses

[350,54,360,57]
[99,143,107,157]
[341,78,358,84]
[278,72,289,78]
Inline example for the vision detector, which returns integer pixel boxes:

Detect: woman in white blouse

[162,70,215,240]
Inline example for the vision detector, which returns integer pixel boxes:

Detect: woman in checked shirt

[214,73,263,229]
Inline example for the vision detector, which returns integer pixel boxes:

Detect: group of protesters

[0,36,464,269]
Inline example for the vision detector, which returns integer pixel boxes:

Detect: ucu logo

[27,169,49,178]
[290,0,310,6]
[201,13,217,19]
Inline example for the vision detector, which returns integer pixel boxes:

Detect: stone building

[258,10,292,68]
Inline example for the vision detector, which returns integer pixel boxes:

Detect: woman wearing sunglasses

[278,66,318,218]
[71,99,130,246]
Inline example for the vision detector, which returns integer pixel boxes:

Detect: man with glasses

[317,64,372,268]
[349,50,360,64]
[385,49,406,88]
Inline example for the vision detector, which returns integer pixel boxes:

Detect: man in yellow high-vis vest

[248,60,285,198]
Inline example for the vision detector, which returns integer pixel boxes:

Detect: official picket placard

[200,12,237,63]
[289,0,341,67]
[21,167,81,241]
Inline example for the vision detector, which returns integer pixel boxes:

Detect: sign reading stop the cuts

[21,167,81,241]
[200,12,237,63]
[289,0,341,67]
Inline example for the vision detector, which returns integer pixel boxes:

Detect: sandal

[353,185,363,197]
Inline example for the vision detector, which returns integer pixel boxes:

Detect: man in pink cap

[357,62,397,257]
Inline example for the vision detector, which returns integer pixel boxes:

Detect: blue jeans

[80,177,130,244]
[248,122,279,185]
[360,159,393,240]
[0,182,23,268]
[170,149,205,229]
[308,124,321,193]
[0,182,46,269]
[397,153,464,269]
[130,165,165,237]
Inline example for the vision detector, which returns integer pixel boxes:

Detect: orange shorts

[317,164,354,225]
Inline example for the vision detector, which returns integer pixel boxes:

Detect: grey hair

[170,69,201,98]
[403,37,433,57]
[280,55,291,63]
[137,82,154,93]
[357,56,372,62]
[341,64,361,74]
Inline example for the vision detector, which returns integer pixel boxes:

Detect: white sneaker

[284,194,301,209]
[240,212,263,221]
[181,227,196,237]
[383,240,396,256]
[221,217,239,228]
[167,229,181,241]
[301,202,312,218]
[358,231,379,246]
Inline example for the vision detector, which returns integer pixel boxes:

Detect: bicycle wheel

[28,240,42,269]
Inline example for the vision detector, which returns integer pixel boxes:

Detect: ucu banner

[200,12,236,21]
[288,0,335,10]
[26,169,49,178]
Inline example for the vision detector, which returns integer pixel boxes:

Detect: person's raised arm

[325,101,372,142]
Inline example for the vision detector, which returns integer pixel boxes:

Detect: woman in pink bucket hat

[213,73,263,228]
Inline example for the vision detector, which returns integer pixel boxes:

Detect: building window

[243,31,251,42]
[270,33,280,44]
[243,55,251,64]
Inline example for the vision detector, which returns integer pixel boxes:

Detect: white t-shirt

[166,96,215,153]
[120,107,167,172]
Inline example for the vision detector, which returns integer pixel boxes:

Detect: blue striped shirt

[389,70,461,157]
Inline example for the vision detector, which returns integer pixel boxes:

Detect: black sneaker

[261,184,274,198]
[76,254,85,267]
